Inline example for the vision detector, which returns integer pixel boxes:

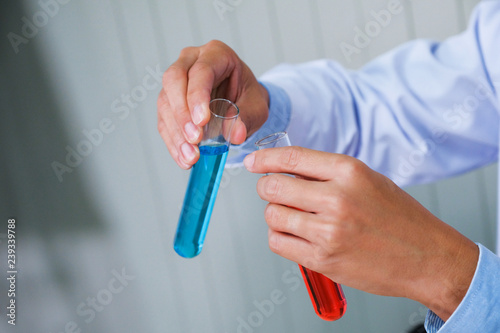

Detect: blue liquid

[174,144,229,258]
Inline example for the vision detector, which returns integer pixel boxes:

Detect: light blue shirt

[230,1,500,331]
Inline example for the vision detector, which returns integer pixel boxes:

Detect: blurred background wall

[0,0,496,332]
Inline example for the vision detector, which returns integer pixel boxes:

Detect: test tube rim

[255,131,288,148]
[209,98,240,120]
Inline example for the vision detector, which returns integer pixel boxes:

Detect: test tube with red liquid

[255,131,347,321]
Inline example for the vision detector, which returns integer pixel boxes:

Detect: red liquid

[292,206,347,320]
[299,265,346,321]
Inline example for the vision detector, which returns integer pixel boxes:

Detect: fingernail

[193,105,205,125]
[184,121,200,142]
[181,142,196,162]
[243,153,255,170]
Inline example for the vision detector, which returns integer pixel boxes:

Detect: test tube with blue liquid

[255,132,347,321]
[174,99,239,258]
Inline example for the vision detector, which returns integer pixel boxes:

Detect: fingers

[244,146,361,181]
[256,174,327,212]
[165,112,200,168]
[230,117,247,145]
[157,91,199,169]
[232,81,269,141]
[186,41,239,127]
[268,228,310,258]
[158,40,269,169]
[264,204,323,242]
[163,48,203,129]
[267,229,322,271]
[159,48,202,168]
[186,62,215,127]
[158,41,242,169]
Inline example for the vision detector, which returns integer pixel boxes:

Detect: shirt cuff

[424,243,500,332]
[226,81,291,167]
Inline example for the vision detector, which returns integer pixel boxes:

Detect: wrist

[418,232,479,321]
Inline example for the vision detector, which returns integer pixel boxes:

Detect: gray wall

[0,0,495,332]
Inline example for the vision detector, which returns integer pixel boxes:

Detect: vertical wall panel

[462,0,481,23]
[476,165,497,251]
[316,0,368,68]
[410,0,462,40]
[186,0,232,45]
[272,0,320,63]
[360,0,411,60]
[7,0,497,332]
[111,2,196,332]
[233,1,281,76]
[435,172,491,242]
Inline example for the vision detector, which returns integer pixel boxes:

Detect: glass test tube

[255,132,347,321]
[174,99,239,258]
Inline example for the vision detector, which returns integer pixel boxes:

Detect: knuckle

[205,39,225,50]
[316,198,350,248]
[287,211,300,234]
[265,205,299,234]
[313,245,332,263]
[328,195,351,223]
[321,223,340,247]
[163,65,184,86]
[157,91,169,110]
[188,61,211,78]
[264,204,278,224]
[179,46,196,58]
[338,157,367,180]
[264,176,283,201]
[282,147,301,171]
[317,186,342,213]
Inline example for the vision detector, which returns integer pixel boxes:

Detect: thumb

[234,83,270,142]
[230,117,247,145]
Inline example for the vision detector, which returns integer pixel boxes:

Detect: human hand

[157,40,269,169]
[244,146,479,321]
